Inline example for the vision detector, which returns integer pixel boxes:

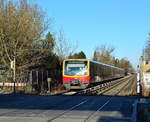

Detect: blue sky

[35,0,150,68]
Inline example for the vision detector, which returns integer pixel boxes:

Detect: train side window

[103,65,106,77]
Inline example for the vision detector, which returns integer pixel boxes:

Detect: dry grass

[142,89,150,97]
[0,87,13,94]
[119,75,137,96]
[0,84,66,95]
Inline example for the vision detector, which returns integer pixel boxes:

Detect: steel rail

[84,97,112,122]
[46,99,88,122]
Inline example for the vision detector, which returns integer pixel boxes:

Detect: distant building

[140,58,150,96]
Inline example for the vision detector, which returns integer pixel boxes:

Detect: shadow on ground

[0,93,141,121]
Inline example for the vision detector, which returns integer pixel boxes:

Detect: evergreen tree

[69,51,86,59]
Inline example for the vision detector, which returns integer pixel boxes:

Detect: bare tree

[93,44,134,72]
[118,58,134,73]
[54,30,77,64]
[0,0,51,71]
[93,45,115,65]
[144,38,150,60]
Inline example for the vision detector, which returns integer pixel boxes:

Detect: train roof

[64,59,124,71]
[64,59,89,61]
[90,60,124,71]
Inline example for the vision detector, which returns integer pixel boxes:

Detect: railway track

[47,75,134,122]
[103,75,136,96]
[98,75,134,95]
[67,75,132,95]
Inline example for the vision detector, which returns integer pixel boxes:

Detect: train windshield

[64,61,88,76]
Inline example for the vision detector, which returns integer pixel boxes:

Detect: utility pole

[13,52,16,94]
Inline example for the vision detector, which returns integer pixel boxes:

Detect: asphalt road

[0,93,137,122]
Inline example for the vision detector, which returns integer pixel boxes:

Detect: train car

[62,59,125,90]
[140,60,150,96]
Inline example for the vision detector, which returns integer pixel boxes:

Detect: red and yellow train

[62,59,125,90]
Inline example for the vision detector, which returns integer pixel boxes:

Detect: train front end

[63,59,90,90]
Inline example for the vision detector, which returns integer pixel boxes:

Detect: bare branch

[0,0,51,71]
[54,29,77,62]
